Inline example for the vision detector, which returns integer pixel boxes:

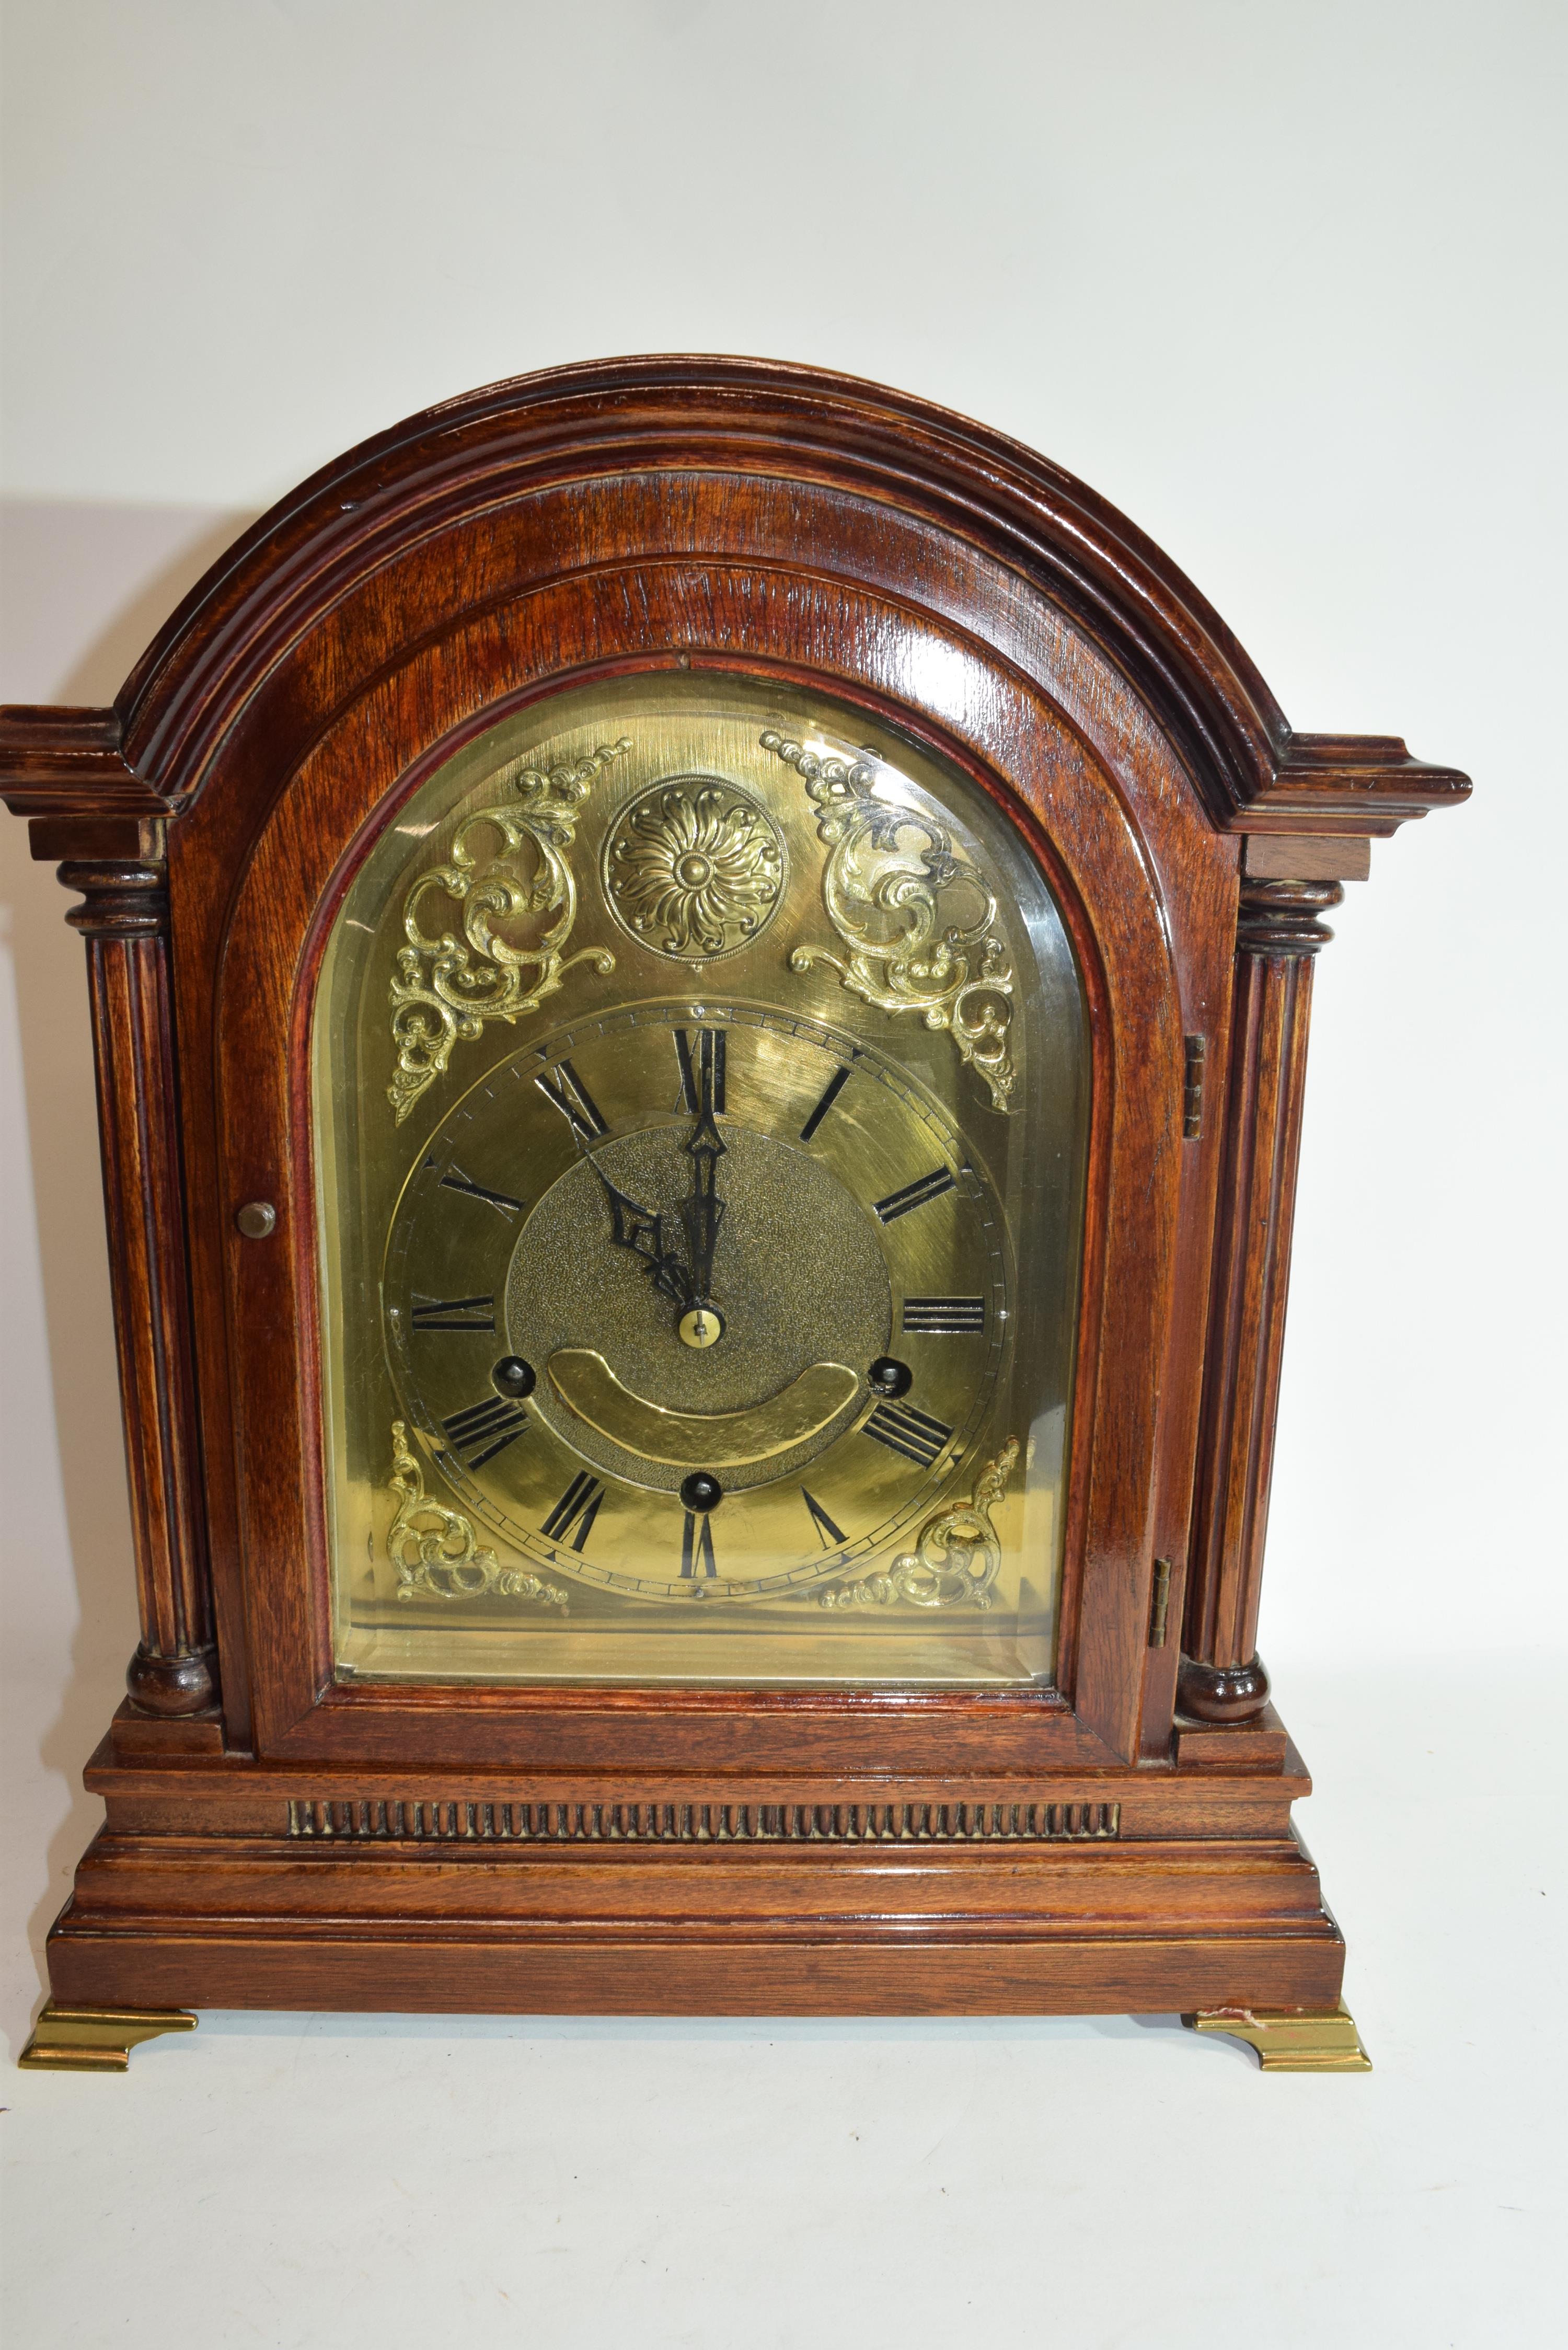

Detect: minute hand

[678,1099,726,1305]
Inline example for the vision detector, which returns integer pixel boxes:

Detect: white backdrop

[2,6,1563,2345]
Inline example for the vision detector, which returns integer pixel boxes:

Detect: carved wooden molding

[57,858,169,937]
[1180,873,1341,1723]
[1246,734,1466,838]
[286,1795,1123,1845]
[56,857,216,1718]
[0,706,160,824]
[1235,877,1345,955]
[0,361,1470,842]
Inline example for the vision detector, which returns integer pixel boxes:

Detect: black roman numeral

[798,1065,850,1142]
[681,1511,718,1579]
[535,1059,607,1142]
[540,1471,605,1552]
[902,1296,986,1334]
[440,1396,529,1469]
[874,1167,956,1223]
[863,1400,954,1468]
[410,1294,495,1333]
[801,1488,847,1549]
[674,1025,727,1114]
[438,1166,524,1218]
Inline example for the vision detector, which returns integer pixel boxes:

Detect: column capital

[1237,876,1344,956]
[56,858,170,938]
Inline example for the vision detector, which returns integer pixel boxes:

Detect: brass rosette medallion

[603,777,785,960]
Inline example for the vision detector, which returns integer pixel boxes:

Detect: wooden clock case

[2,358,1468,2059]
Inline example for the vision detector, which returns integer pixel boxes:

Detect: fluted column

[58,858,217,1715]
[1178,875,1343,1724]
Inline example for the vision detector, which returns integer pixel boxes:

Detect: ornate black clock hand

[582,1148,693,1310]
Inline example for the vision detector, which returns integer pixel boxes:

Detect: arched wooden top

[0,355,1468,843]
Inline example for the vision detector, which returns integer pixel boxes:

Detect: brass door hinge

[1183,1036,1206,1138]
[1148,1558,1172,1647]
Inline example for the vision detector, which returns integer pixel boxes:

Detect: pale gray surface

[2,4,1564,2342]
[2,1665,1563,2349]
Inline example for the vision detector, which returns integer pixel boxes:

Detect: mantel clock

[3,360,1467,2074]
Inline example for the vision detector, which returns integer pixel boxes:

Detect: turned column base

[126,1641,218,1717]
[1177,1651,1270,1722]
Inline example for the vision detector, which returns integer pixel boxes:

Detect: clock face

[384,1005,1008,1603]
[314,672,1088,1686]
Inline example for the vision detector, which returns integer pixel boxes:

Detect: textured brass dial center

[675,852,713,887]
[506,1116,892,1493]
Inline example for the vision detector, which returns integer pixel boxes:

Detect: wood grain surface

[0,358,1469,2020]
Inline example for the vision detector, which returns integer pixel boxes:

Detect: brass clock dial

[383,1005,1009,1603]
[314,669,1089,1686]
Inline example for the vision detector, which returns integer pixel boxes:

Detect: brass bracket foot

[18,2003,198,2073]
[1182,1998,1371,2071]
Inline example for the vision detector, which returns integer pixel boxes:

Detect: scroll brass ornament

[603,778,785,959]
[763,731,1016,1111]
[387,739,629,1122]
[387,1423,567,1605]
[821,1435,1020,1610]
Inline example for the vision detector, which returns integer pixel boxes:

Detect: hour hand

[585,1153,692,1310]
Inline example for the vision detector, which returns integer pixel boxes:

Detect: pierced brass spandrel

[764,730,1017,1112]
[822,1436,1019,1610]
[388,1422,567,1606]
[387,738,628,1122]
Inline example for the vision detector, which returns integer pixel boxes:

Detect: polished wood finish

[0,358,1468,2027]
[55,855,216,1717]
[1241,833,1371,883]
[1179,874,1345,1722]
[43,1729,1343,2019]
[218,556,1202,1772]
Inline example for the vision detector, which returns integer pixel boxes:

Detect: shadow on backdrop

[0,501,259,2033]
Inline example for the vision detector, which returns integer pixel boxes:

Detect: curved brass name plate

[548,1350,860,1467]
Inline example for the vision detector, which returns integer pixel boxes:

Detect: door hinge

[1183,1036,1206,1138]
[1148,1558,1172,1648]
